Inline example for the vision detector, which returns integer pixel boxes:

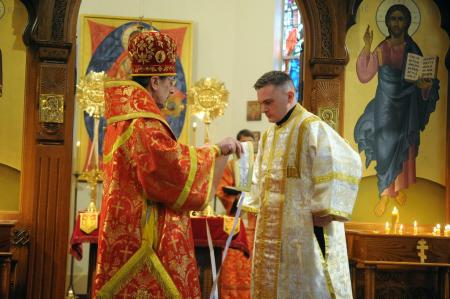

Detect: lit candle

[436,224,441,236]
[432,227,437,236]
[399,224,403,235]
[76,140,81,171]
[413,221,418,235]
[444,225,450,237]
[385,221,390,234]
[391,207,399,233]
[192,122,197,146]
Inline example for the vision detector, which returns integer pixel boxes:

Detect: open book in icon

[404,53,439,83]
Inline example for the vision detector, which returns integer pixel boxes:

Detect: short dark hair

[236,129,254,141]
[132,76,151,88]
[253,71,293,90]
[132,75,173,88]
[385,4,411,36]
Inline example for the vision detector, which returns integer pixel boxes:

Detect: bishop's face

[150,76,176,109]
[257,84,294,123]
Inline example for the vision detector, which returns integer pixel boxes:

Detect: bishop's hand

[216,137,243,158]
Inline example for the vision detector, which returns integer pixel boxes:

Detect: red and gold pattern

[215,162,256,299]
[128,30,177,76]
[94,80,217,298]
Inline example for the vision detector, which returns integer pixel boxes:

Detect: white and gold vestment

[244,104,361,299]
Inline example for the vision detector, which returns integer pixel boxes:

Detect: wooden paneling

[0,221,16,299]
[16,1,77,297]
[347,230,450,298]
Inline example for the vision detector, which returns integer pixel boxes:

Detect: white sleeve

[308,121,362,221]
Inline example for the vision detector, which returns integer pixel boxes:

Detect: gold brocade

[98,204,180,299]
[103,119,137,164]
[316,228,336,299]
[249,104,361,298]
[252,106,303,298]
[295,114,319,177]
[96,80,212,298]
[79,211,98,234]
[172,146,198,209]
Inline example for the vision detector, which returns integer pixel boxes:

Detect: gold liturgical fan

[188,77,229,144]
[188,78,229,216]
[76,71,109,234]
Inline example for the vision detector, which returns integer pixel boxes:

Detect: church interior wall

[0,0,27,211]
[344,0,449,224]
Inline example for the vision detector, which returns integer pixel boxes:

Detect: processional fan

[75,71,109,233]
[188,77,229,144]
[188,78,229,216]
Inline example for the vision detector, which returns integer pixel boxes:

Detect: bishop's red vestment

[93,80,218,299]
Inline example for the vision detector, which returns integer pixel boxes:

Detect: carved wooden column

[19,0,80,298]
[300,0,352,135]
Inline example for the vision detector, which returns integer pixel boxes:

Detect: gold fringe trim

[313,172,360,185]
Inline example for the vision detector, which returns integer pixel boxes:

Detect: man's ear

[149,76,160,91]
[287,89,295,103]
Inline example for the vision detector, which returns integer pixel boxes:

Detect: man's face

[387,10,407,38]
[150,76,176,109]
[257,84,294,123]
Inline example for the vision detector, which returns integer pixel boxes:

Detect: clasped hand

[216,137,243,158]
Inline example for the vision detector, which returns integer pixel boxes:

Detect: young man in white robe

[244,71,361,298]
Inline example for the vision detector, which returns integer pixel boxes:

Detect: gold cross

[416,239,429,263]
[112,202,124,216]
[120,245,133,258]
[169,237,178,248]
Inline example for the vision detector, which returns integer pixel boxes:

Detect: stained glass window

[282,0,304,102]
